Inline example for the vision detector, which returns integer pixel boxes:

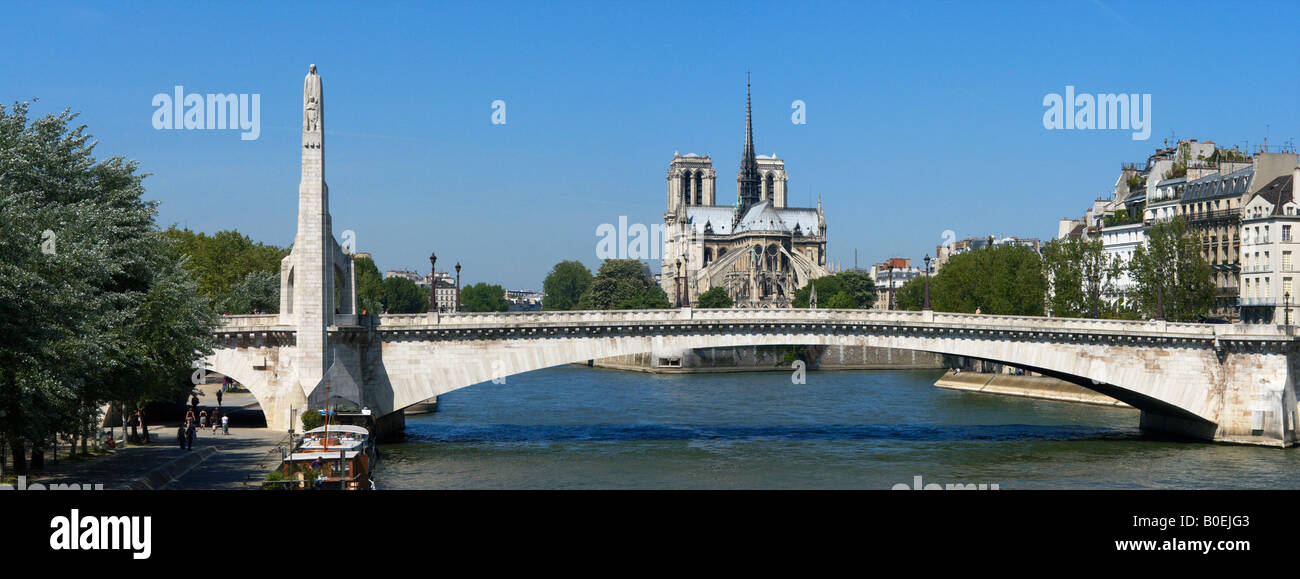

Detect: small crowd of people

[178,407,231,450]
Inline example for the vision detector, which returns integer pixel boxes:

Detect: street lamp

[675,259,683,307]
[428,252,437,313]
[1156,265,1165,321]
[683,253,690,306]
[923,254,931,311]
[886,262,895,311]
[455,262,462,313]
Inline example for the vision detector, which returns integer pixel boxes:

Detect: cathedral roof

[685,201,821,236]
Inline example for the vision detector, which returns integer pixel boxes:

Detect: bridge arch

[374,319,1229,437]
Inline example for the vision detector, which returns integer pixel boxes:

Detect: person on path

[211,411,220,434]
[186,421,196,450]
[199,410,208,428]
[221,414,229,435]
[176,425,186,449]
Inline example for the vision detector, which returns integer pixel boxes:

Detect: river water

[377,366,1300,489]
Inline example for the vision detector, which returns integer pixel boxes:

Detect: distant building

[660,80,828,308]
[933,235,1041,272]
[386,268,459,312]
[1061,138,1298,320]
[870,258,920,310]
[1240,171,1300,324]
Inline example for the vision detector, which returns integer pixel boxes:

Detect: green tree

[1041,236,1122,318]
[577,259,670,310]
[542,260,593,311]
[214,271,279,315]
[1128,216,1214,321]
[460,282,510,312]
[896,245,1045,315]
[381,276,426,313]
[0,103,216,470]
[353,255,384,315]
[824,291,857,309]
[792,272,877,309]
[696,286,734,308]
[163,226,289,302]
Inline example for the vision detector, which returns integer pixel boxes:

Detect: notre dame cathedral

[660,80,829,308]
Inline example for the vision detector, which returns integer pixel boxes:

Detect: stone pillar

[290,64,333,399]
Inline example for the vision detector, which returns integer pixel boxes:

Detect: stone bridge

[202,65,1300,447]
[209,308,1300,447]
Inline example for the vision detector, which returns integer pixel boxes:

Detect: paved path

[24,427,287,490]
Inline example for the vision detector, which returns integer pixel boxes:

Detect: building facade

[661,81,828,307]
[1240,171,1300,324]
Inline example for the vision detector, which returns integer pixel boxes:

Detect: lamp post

[675,259,683,307]
[886,262,895,311]
[1156,265,1165,321]
[923,254,931,311]
[428,252,437,313]
[683,253,690,306]
[455,262,462,313]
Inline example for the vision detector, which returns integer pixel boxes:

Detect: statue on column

[304,64,322,132]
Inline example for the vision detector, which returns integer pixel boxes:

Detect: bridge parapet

[367,308,1300,339]
[216,314,285,329]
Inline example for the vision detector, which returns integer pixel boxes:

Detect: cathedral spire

[744,71,754,164]
[735,72,762,225]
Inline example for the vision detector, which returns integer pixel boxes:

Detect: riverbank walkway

[9,383,288,490]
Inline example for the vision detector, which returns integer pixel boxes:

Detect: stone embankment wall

[590,345,946,373]
[933,370,1131,408]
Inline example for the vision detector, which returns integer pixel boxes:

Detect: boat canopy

[303,425,369,436]
[288,450,361,462]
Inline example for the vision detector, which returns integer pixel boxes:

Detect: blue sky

[4,0,1298,289]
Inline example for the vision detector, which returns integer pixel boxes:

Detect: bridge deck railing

[216,314,284,329]
[369,309,1287,337]
[219,309,1293,339]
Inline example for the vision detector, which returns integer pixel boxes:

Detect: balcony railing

[1240,297,1278,307]
[1185,209,1241,223]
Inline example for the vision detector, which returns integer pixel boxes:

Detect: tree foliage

[696,286,733,308]
[896,245,1045,315]
[1128,216,1215,321]
[0,103,216,470]
[1040,236,1122,318]
[381,276,426,314]
[163,226,288,308]
[577,259,670,310]
[213,271,279,315]
[460,282,510,312]
[353,255,384,315]
[792,271,877,309]
[542,260,593,311]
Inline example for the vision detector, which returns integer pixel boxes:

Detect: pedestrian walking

[216,388,223,407]
[199,410,208,428]
[211,411,220,434]
[176,425,186,449]
[221,414,229,435]
[186,421,196,450]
